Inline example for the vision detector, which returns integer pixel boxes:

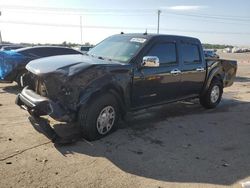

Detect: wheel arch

[78,83,127,117]
[201,67,224,96]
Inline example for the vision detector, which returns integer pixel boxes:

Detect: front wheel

[78,93,120,141]
[200,79,223,109]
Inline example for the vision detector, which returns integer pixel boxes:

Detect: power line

[162,13,250,26]
[1,4,250,21]
[5,9,154,16]
[164,12,250,22]
[1,5,250,37]
[4,8,250,26]
[1,20,250,35]
[0,5,153,14]
[167,11,250,20]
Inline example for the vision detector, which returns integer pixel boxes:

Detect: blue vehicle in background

[0,46,82,86]
[203,49,220,58]
[0,50,25,83]
[0,45,25,51]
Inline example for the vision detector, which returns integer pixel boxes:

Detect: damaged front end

[15,62,92,143]
[16,86,73,122]
[16,68,80,120]
[15,54,126,143]
[0,51,26,82]
[16,74,80,144]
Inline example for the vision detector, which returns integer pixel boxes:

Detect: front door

[132,42,182,108]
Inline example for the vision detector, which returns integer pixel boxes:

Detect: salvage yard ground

[0,52,250,188]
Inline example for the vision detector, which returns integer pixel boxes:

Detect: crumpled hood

[26,54,123,76]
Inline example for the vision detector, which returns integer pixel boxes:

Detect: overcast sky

[0,0,250,46]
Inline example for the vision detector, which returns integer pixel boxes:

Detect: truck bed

[206,58,237,87]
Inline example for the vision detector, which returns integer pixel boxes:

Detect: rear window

[180,43,201,64]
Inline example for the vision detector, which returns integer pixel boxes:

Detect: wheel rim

[96,106,115,135]
[210,85,220,103]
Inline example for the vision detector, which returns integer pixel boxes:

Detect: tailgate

[221,59,237,87]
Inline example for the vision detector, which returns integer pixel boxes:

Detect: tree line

[202,43,234,49]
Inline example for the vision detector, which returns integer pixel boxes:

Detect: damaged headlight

[36,80,48,97]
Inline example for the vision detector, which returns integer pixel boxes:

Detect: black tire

[200,79,223,109]
[78,93,120,141]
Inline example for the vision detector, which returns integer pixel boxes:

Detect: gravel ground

[0,53,250,188]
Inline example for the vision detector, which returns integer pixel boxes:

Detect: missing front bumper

[16,87,72,121]
[28,115,78,144]
[16,87,78,144]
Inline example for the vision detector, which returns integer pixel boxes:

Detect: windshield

[87,35,147,63]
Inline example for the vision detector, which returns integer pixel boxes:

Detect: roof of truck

[115,33,201,43]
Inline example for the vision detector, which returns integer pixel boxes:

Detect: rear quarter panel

[205,58,237,89]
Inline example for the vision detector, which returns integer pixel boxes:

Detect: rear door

[178,42,206,97]
[132,39,182,107]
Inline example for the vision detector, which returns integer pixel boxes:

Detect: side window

[146,43,177,65]
[180,43,201,64]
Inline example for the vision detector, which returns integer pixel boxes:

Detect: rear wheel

[78,93,120,141]
[200,79,223,109]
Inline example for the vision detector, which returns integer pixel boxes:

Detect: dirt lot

[0,52,250,188]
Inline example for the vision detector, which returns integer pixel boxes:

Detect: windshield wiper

[98,56,113,62]
[89,54,113,62]
[97,56,104,60]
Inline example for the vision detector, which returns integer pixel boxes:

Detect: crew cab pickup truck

[16,34,237,142]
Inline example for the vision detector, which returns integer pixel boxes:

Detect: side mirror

[142,56,160,68]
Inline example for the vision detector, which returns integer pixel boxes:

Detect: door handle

[196,67,205,72]
[170,69,181,75]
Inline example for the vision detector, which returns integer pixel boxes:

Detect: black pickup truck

[16,34,237,141]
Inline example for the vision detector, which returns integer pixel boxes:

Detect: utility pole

[157,10,161,34]
[80,15,83,45]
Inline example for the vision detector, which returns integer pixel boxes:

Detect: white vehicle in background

[242,48,250,52]
[232,47,242,53]
[232,47,250,53]
[223,47,233,53]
